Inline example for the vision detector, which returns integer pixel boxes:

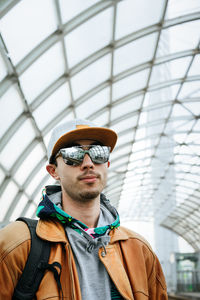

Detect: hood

[36,185,120,238]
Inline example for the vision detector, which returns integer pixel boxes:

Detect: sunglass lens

[60,145,110,165]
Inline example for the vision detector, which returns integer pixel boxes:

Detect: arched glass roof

[0,0,200,249]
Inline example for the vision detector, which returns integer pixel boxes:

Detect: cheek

[99,165,108,180]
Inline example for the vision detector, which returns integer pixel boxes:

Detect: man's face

[54,140,108,203]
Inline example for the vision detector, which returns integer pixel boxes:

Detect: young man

[0,119,168,299]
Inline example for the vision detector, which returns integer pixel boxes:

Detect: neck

[62,191,101,228]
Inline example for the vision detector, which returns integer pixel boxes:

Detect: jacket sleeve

[148,255,168,299]
[0,256,15,299]
[0,222,30,299]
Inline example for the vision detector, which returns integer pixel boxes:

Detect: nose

[80,154,94,170]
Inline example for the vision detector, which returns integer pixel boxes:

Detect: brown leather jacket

[0,219,168,300]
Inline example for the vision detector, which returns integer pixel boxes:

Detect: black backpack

[13,217,63,300]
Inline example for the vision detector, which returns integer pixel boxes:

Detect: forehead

[70,140,101,146]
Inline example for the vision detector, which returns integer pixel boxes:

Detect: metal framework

[0,0,200,250]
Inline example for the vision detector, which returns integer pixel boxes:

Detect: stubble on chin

[78,190,100,202]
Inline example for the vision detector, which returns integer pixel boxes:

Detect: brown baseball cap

[47,119,118,163]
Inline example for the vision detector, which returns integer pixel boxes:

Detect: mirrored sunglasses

[55,145,111,166]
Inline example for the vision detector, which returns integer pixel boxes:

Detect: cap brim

[51,127,117,160]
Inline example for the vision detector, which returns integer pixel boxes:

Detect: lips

[78,172,99,183]
[80,175,97,183]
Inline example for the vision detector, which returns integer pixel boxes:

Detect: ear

[46,164,60,180]
[107,161,110,168]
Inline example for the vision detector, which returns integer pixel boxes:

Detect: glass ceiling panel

[112,69,149,101]
[13,143,45,185]
[178,81,200,98]
[116,0,164,39]
[114,33,158,75]
[76,87,110,119]
[71,54,111,99]
[0,119,36,170]
[159,20,200,55]
[10,194,29,222]
[59,0,100,23]
[33,83,71,130]
[144,85,180,106]
[0,181,18,222]
[0,85,24,138]
[188,54,200,76]
[111,95,143,121]
[0,0,57,65]
[25,202,37,219]
[111,115,138,134]
[19,42,65,103]
[0,168,5,186]
[111,144,132,162]
[183,101,200,116]
[167,0,200,19]
[26,166,47,197]
[0,52,7,82]
[150,57,191,85]
[116,131,134,148]
[93,110,109,127]
[111,155,129,170]
[65,8,112,67]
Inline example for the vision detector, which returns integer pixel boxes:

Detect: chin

[79,190,100,201]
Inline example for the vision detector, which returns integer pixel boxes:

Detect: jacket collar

[36,219,134,245]
[36,219,69,244]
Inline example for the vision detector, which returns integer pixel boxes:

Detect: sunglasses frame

[55,145,111,166]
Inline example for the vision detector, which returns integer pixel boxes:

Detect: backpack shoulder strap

[13,217,51,300]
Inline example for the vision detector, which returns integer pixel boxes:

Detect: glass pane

[116,131,134,148]
[33,83,71,130]
[179,81,200,99]
[111,115,138,134]
[0,119,36,170]
[111,144,132,161]
[14,143,45,185]
[25,202,37,219]
[150,57,191,86]
[0,168,5,186]
[0,0,57,64]
[188,54,200,76]
[112,69,149,101]
[144,84,180,107]
[114,33,158,75]
[93,111,109,126]
[111,155,129,169]
[116,0,164,39]
[59,0,100,23]
[76,87,110,119]
[65,8,113,67]
[26,166,47,196]
[19,42,65,103]
[71,54,111,99]
[0,53,7,81]
[0,181,18,222]
[10,194,29,221]
[167,0,200,19]
[159,20,200,55]
[183,101,200,116]
[0,85,24,138]
[111,95,142,121]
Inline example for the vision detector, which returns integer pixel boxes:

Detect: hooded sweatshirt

[36,185,123,300]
